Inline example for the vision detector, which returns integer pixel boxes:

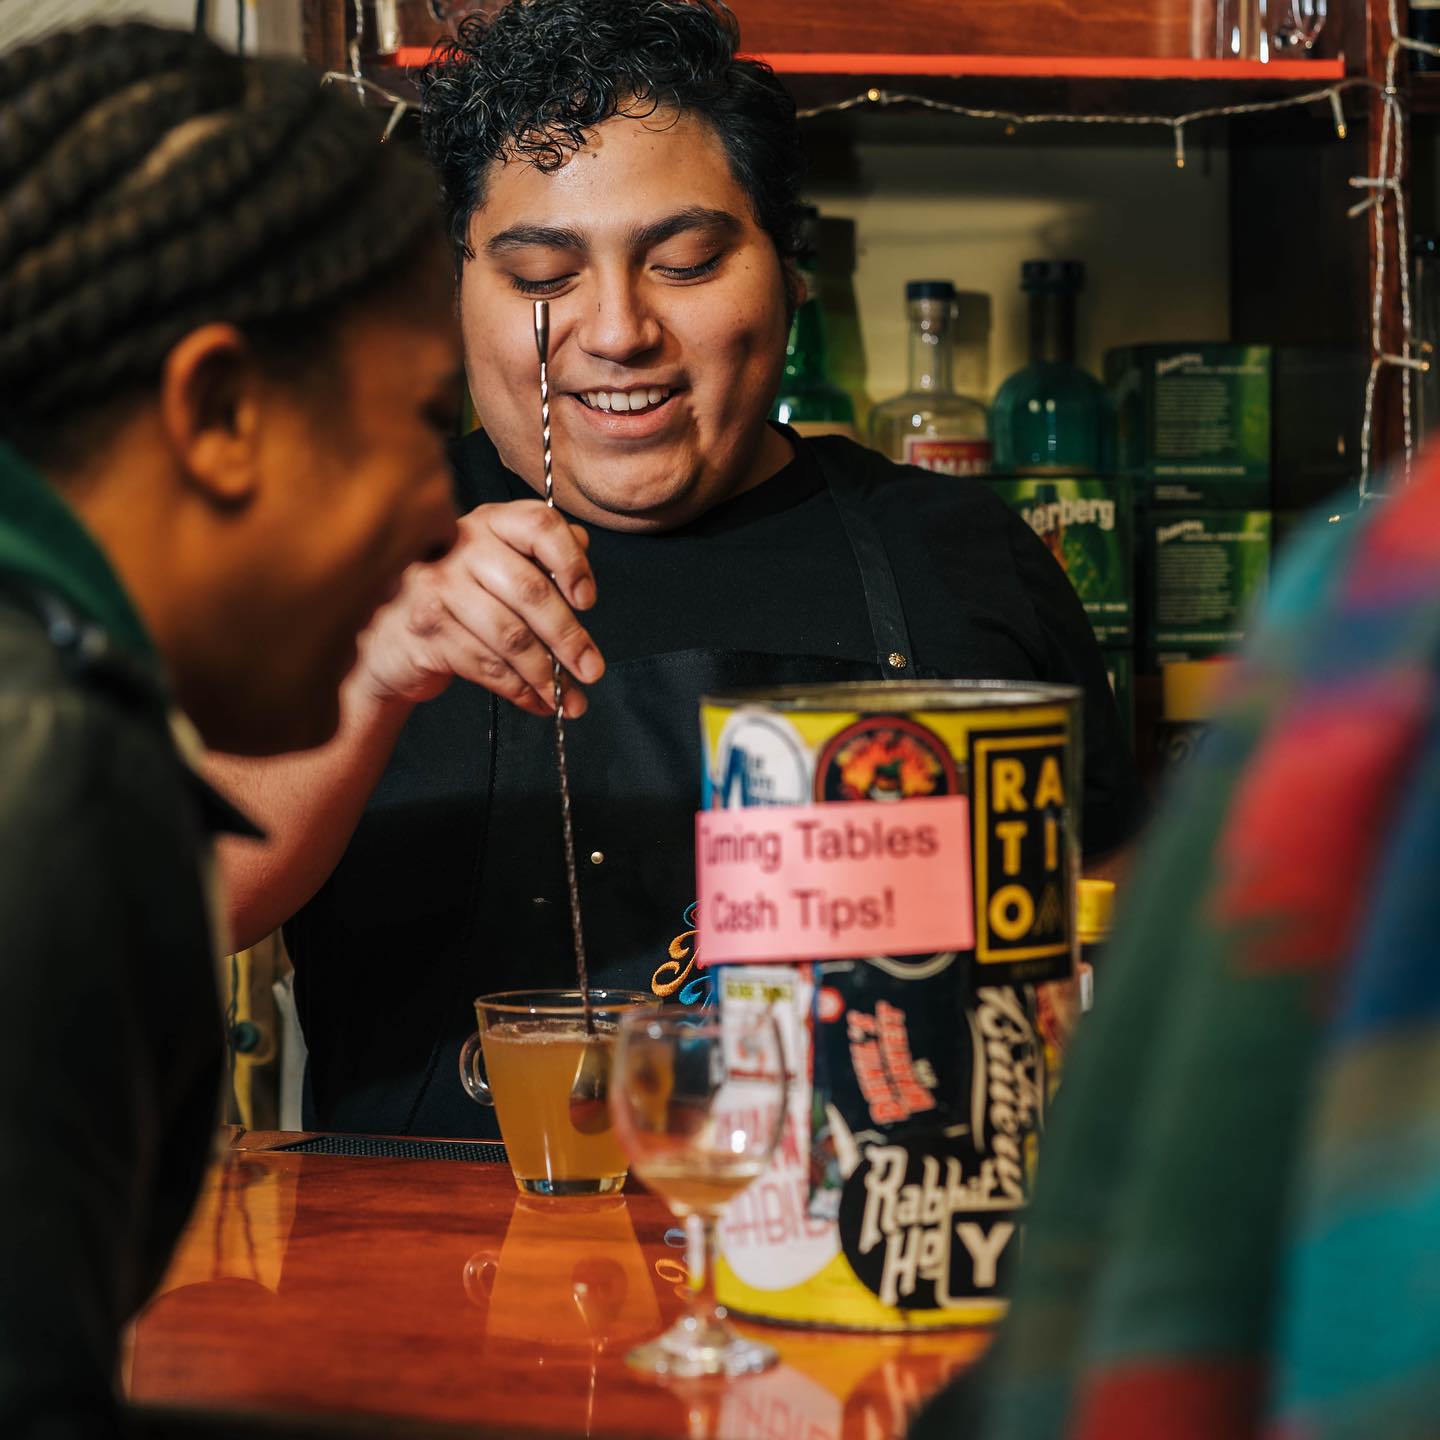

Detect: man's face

[460,110,792,532]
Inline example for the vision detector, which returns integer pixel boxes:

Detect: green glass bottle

[990,260,1111,474]
[770,206,857,439]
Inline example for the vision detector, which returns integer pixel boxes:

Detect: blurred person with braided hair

[0,21,461,1437]
[213,0,1140,1142]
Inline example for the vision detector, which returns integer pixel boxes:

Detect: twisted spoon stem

[534,300,593,1034]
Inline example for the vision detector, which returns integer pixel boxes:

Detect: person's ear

[158,324,264,507]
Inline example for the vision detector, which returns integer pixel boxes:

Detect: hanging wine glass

[1274,0,1327,51]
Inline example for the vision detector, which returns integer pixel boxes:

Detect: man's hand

[354,499,603,717]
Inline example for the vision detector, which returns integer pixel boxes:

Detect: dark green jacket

[0,444,235,1438]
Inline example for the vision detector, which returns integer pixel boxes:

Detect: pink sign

[696,797,975,966]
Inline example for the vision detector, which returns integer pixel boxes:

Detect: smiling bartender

[216,0,1142,1140]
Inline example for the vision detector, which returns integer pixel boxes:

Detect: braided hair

[420,0,805,267]
[0,22,442,464]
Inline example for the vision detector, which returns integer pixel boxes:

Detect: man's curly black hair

[420,0,805,268]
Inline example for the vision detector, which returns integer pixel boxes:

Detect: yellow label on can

[971,729,1071,969]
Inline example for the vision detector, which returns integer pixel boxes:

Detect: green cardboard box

[1144,509,1271,662]
[1106,343,1272,508]
[985,475,1133,644]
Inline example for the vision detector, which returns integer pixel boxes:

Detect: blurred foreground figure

[0,22,458,1438]
[915,451,1440,1440]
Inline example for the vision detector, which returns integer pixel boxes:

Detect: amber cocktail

[460,990,653,1196]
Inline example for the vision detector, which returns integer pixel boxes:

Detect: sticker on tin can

[704,708,812,810]
[813,715,962,804]
[834,983,1042,1309]
[695,797,974,965]
[716,966,839,1291]
[803,714,969,980]
[969,725,1075,985]
[838,1140,1024,1308]
[808,960,968,1216]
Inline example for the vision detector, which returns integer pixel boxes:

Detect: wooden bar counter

[126,1133,989,1439]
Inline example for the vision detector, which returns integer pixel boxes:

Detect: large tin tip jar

[698,679,1081,1331]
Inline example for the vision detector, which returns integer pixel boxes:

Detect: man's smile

[565,385,685,438]
[573,384,674,414]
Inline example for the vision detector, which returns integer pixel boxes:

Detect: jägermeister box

[1106,344,1271,508]
[1143,509,1271,663]
[986,475,1133,645]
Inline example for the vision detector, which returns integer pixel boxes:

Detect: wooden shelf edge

[390,45,1345,82]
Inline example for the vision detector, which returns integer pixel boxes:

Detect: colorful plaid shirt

[944,453,1440,1440]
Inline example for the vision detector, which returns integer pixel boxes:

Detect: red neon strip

[751,53,1346,80]
[390,45,1344,82]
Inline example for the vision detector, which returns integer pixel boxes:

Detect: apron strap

[809,438,917,676]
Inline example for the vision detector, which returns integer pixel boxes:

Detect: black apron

[292,451,929,1139]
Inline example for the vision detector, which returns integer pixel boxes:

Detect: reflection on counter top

[127,1133,990,1439]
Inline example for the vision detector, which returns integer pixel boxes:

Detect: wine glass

[609,1007,787,1378]
[1274,0,1326,52]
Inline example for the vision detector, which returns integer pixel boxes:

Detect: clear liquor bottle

[869,280,992,475]
[990,260,1111,475]
[770,205,857,439]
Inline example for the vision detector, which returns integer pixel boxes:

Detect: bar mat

[273,1136,508,1163]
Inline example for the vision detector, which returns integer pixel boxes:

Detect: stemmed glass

[1274,0,1326,51]
[609,1007,787,1378]
[1203,0,1325,59]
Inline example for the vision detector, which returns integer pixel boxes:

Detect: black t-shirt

[467,427,1138,852]
[288,427,1142,1136]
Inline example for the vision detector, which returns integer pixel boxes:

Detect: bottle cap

[1021,259,1085,293]
[906,279,956,301]
[1077,878,1115,944]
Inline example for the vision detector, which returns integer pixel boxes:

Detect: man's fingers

[412,613,532,707]
[490,502,596,612]
[438,585,555,704]
[444,624,588,716]
[391,502,599,717]
[453,543,603,687]
[439,582,599,713]
[467,651,588,718]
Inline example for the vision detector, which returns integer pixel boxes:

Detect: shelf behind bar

[390,46,1345,82]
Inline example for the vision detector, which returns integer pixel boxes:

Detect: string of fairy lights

[327,0,1440,505]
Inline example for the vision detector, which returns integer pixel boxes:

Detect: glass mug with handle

[459,989,654,1196]
[609,1006,788,1378]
